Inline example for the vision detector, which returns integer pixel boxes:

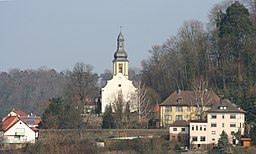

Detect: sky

[0,0,224,74]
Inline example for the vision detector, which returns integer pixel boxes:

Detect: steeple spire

[114,32,128,60]
[112,31,129,78]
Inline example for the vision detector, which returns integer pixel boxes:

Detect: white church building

[101,32,137,113]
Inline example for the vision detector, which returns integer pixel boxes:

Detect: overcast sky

[0,0,224,74]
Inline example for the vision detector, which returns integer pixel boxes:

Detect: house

[160,90,220,128]
[3,109,41,128]
[2,116,38,144]
[175,99,245,150]
[189,120,208,150]
[206,99,245,146]
[169,120,189,146]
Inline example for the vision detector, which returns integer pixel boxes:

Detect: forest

[0,0,256,126]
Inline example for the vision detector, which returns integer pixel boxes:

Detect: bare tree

[65,63,99,103]
[191,77,218,120]
[135,81,159,127]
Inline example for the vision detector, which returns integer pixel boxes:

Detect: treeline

[141,0,256,123]
[0,63,99,117]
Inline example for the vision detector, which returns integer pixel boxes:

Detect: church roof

[113,32,128,62]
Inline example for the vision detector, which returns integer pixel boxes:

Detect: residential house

[3,109,41,128]
[160,90,220,128]
[187,99,245,150]
[2,116,38,144]
[189,120,208,150]
[169,120,189,146]
[206,99,245,146]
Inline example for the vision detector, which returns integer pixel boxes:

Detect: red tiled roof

[31,127,39,131]
[2,116,19,131]
[160,90,220,107]
[241,138,251,141]
[14,110,28,116]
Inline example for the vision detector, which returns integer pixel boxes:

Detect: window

[196,125,198,131]
[222,123,224,127]
[165,107,172,112]
[176,115,182,120]
[164,115,172,121]
[212,131,216,135]
[181,128,185,132]
[211,114,217,119]
[187,107,191,112]
[222,114,225,119]
[118,64,123,73]
[230,114,236,119]
[230,122,236,127]
[173,128,177,131]
[176,106,183,112]
[211,123,217,127]
[192,136,197,141]
[212,138,215,141]
[200,136,206,142]
[199,125,202,131]
[192,125,194,131]
[203,125,206,131]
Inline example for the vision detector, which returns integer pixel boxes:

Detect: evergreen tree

[217,130,232,154]
[249,123,256,146]
[102,105,115,129]
[60,104,84,129]
[41,97,64,129]
[0,121,2,131]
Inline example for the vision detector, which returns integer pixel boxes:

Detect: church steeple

[113,31,129,78]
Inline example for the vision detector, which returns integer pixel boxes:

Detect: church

[101,32,137,113]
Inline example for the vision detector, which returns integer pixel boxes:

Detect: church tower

[112,32,129,79]
[101,31,137,113]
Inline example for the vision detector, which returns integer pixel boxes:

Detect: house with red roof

[3,109,42,128]
[2,116,38,144]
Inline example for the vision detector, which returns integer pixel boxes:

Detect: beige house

[206,99,245,146]
[169,120,189,146]
[189,120,208,150]
[189,99,245,150]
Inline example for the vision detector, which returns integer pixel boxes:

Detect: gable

[4,120,35,135]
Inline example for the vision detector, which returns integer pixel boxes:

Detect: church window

[119,64,123,73]
[118,84,121,87]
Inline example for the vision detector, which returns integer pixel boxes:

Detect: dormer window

[177,98,182,103]
[219,106,227,110]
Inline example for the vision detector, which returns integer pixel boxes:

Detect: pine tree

[217,130,232,154]
[102,105,115,129]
